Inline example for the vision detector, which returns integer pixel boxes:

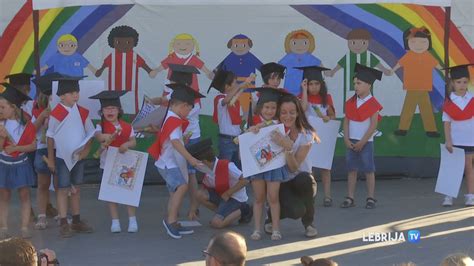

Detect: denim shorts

[34,148,51,175]
[55,158,84,188]
[208,189,243,220]
[218,135,241,168]
[157,167,187,193]
[454,145,474,155]
[346,139,375,173]
[185,137,200,174]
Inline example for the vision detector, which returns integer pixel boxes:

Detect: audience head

[440,253,474,266]
[204,231,247,266]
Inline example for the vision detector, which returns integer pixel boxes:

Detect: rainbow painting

[1,1,472,111]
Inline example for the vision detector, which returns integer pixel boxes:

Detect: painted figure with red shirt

[95,25,157,114]
[391,27,443,137]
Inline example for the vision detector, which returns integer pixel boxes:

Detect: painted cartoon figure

[216,34,263,113]
[96,26,156,114]
[278,29,322,95]
[38,34,97,77]
[154,33,214,96]
[391,27,442,137]
[326,29,392,108]
[118,165,135,186]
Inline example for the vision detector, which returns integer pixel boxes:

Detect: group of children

[0,33,472,242]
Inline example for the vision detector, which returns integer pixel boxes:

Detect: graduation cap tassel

[246,94,253,129]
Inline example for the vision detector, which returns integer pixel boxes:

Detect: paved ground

[4,178,474,266]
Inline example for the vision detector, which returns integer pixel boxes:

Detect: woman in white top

[265,94,319,238]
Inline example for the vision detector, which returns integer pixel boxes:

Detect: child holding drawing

[90,90,138,232]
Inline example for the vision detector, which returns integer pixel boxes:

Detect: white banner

[33,0,451,10]
[308,117,341,170]
[435,144,465,198]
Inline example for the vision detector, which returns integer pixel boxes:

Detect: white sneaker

[442,196,453,207]
[305,225,318,238]
[465,194,474,206]
[111,221,121,233]
[128,220,138,233]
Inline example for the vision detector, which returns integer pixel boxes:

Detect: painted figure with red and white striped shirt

[96,25,157,114]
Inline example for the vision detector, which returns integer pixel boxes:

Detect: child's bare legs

[18,187,31,230]
[187,173,199,220]
[167,184,188,224]
[251,180,266,234]
[195,189,217,211]
[465,154,474,194]
[109,202,119,219]
[210,209,241,229]
[70,186,80,217]
[36,173,51,216]
[0,188,11,229]
[347,171,357,199]
[127,206,136,218]
[266,181,281,233]
[321,169,332,198]
[365,172,375,199]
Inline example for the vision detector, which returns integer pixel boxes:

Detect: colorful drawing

[107,150,144,191]
[278,29,322,95]
[250,129,284,168]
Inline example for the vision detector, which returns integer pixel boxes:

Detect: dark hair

[227,37,253,49]
[98,107,124,133]
[346,28,371,40]
[403,27,432,50]
[277,94,315,134]
[263,72,283,85]
[223,72,237,90]
[0,237,37,266]
[169,98,194,108]
[107,25,139,48]
[194,148,215,162]
[0,96,27,126]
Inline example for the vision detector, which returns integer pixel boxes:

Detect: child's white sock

[128,216,138,233]
[111,219,121,233]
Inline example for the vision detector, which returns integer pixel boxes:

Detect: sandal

[365,197,377,209]
[323,197,333,207]
[271,230,282,241]
[34,215,48,230]
[340,197,355,208]
[250,230,262,240]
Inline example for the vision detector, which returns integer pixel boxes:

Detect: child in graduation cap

[247,88,291,241]
[297,65,336,207]
[148,83,205,239]
[31,73,62,230]
[341,63,383,209]
[441,64,474,207]
[46,76,95,238]
[209,69,254,168]
[90,90,138,232]
[0,83,37,239]
[4,73,34,120]
[186,138,252,228]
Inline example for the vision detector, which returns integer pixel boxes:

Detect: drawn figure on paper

[118,165,136,187]
[250,129,284,168]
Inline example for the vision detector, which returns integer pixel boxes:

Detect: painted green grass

[90,113,444,158]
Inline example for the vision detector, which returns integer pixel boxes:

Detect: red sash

[443,98,474,121]
[148,116,189,160]
[50,104,89,125]
[3,121,36,157]
[213,159,230,196]
[102,120,132,147]
[253,115,262,125]
[345,96,382,122]
[213,94,242,125]
[31,101,45,119]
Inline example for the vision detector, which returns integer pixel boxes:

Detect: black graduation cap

[4,73,33,87]
[260,62,286,79]
[0,83,32,107]
[169,64,200,85]
[89,90,127,108]
[353,63,382,85]
[166,83,205,106]
[294,65,330,82]
[208,69,234,94]
[444,64,474,80]
[32,72,63,96]
[186,138,213,157]
[55,75,85,96]
[254,87,291,106]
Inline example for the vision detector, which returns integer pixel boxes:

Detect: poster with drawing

[239,124,286,178]
[308,117,341,170]
[98,147,148,207]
